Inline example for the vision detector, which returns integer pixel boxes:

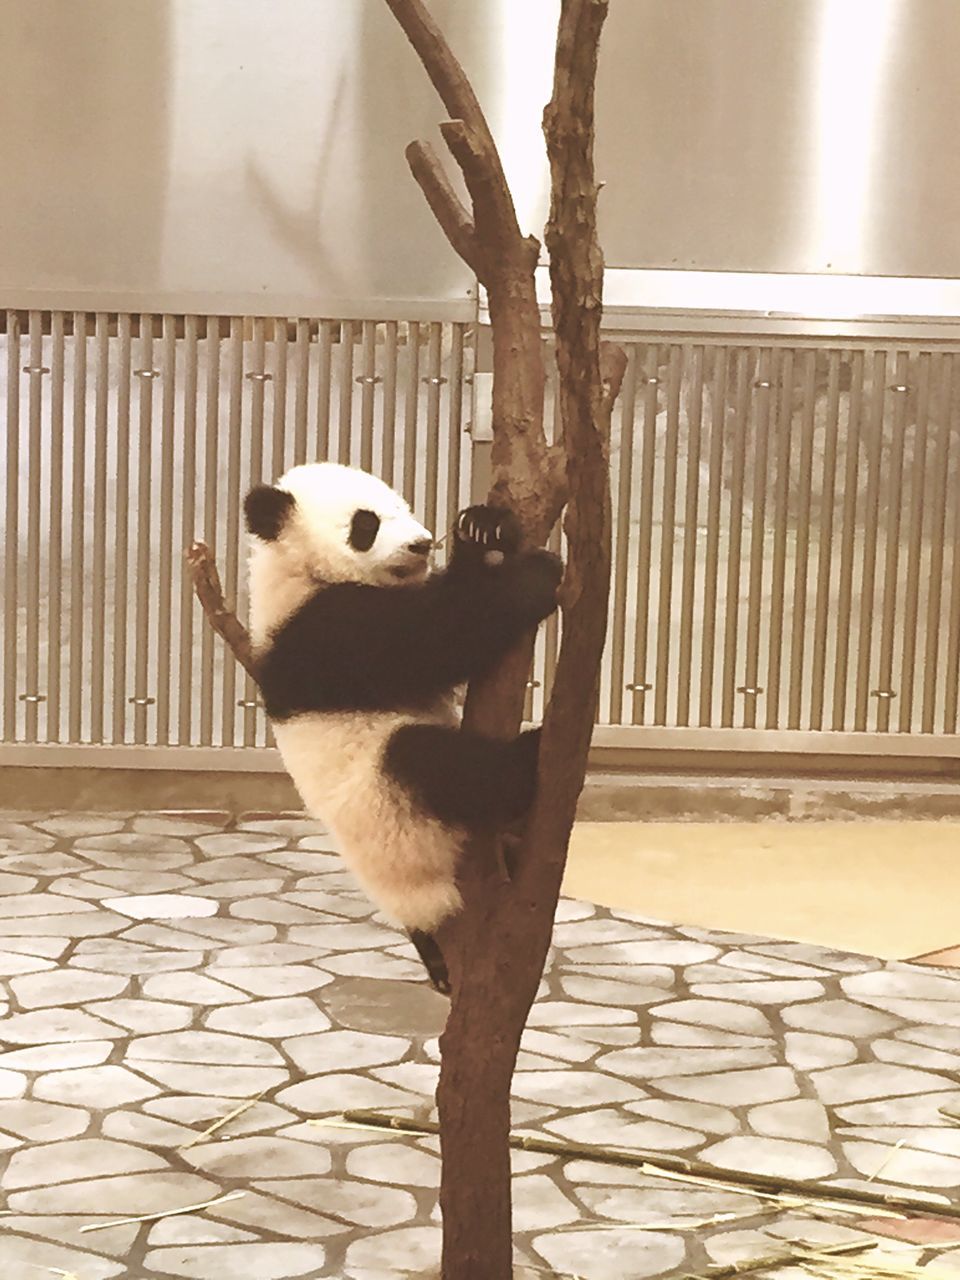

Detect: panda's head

[245,463,434,643]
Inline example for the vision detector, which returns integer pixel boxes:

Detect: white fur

[249,462,462,932]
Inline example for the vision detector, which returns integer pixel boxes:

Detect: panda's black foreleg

[408,929,451,996]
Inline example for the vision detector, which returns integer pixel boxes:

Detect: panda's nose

[407,538,433,556]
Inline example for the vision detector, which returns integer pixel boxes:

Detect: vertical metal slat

[607,348,637,725]
[48,314,67,741]
[199,316,221,747]
[221,317,244,747]
[178,316,200,745]
[720,349,750,727]
[292,319,310,467]
[675,345,704,726]
[3,313,21,740]
[629,344,659,724]
[873,351,910,733]
[787,349,818,729]
[403,322,421,507]
[921,354,954,733]
[23,313,44,742]
[809,351,842,730]
[89,314,110,743]
[741,349,775,730]
[897,353,931,733]
[69,312,88,742]
[316,320,334,461]
[764,350,794,729]
[271,318,289,481]
[358,320,377,475]
[154,316,177,744]
[832,349,866,730]
[653,347,682,725]
[698,346,727,726]
[853,351,887,731]
[132,315,155,744]
[444,323,465,538]
[337,321,355,466]
[381,321,399,488]
[110,315,131,744]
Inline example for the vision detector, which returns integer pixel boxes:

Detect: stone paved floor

[1,810,959,1280]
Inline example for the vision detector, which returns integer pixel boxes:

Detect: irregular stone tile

[0,1234,124,1279]
[519,1029,597,1063]
[348,1141,442,1187]
[660,1066,800,1106]
[0,1069,26,1098]
[132,815,227,837]
[559,975,677,1007]
[3,910,127,938]
[47,875,123,901]
[0,850,87,874]
[191,877,288,900]
[229,898,338,925]
[690,980,826,1004]
[574,1181,762,1219]
[141,971,251,1005]
[717,951,831,978]
[0,948,55,975]
[898,1025,960,1050]
[0,890,98,917]
[557,1025,643,1046]
[511,1173,582,1230]
[650,998,772,1035]
[748,942,881,972]
[627,1098,738,1135]
[372,1063,439,1097]
[563,940,720,965]
[128,1030,284,1066]
[239,816,316,835]
[284,889,372,918]
[873,1037,960,1071]
[0,1007,126,1043]
[0,835,57,855]
[33,1064,161,1107]
[102,893,219,920]
[838,1125,960,1157]
[749,1098,831,1142]
[121,922,224,950]
[526,1000,637,1028]
[265,852,343,873]
[210,943,326,968]
[534,1226,685,1280]
[553,918,666,948]
[0,1098,90,1140]
[0,935,70,957]
[515,1050,567,1071]
[134,1063,291,1097]
[183,1134,333,1179]
[844,968,960,1000]
[315,952,425,982]
[206,997,332,1038]
[836,1089,960,1126]
[10,968,129,1008]
[598,1046,776,1079]
[146,1095,295,1135]
[0,871,39,893]
[8,1170,220,1215]
[0,1040,113,1071]
[842,1140,960,1186]
[193,832,288,856]
[35,814,125,836]
[310,976,448,1038]
[217,965,335,997]
[87,997,194,1033]
[277,1073,420,1115]
[763,1217,871,1245]
[148,1215,259,1245]
[849,998,960,1027]
[560,962,677,988]
[257,1176,417,1227]
[286,922,403,951]
[782,998,902,1036]
[85,868,198,893]
[165,917,279,945]
[784,1031,858,1070]
[854,1217,960,1246]
[553,899,598,922]
[546,1108,701,1152]
[3,1136,168,1188]
[684,961,762,984]
[208,1188,347,1238]
[811,1063,957,1104]
[2,1213,139,1257]
[69,942,203,974]
[347,1226,444,1273]
[651,1022,772,1049]
[102,1110,199,1146]
[283,1030,410,1076]
[705,1228,789,1265]
[191,855,289,884]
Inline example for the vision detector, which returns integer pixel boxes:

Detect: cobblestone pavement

[1,810,959,1279]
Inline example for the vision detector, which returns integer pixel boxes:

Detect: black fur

[245,485,295,541]
[408,929,450,995]
[384,725,541,831]
[257,513,561,720]
[349,509,381,552]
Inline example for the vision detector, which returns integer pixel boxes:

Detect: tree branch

[405,139,484,278]
[185,542,259,682]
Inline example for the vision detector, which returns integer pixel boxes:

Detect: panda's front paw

[455,505,521,564]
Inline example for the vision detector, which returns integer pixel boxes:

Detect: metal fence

[3,311,960,763]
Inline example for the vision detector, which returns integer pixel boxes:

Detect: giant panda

[244,462,562,991]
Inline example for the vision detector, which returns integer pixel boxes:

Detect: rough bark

[185,542,258,680]
[385,3,620,1277]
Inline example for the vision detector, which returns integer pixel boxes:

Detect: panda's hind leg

[408,929,451,996]
[384,724,541,833]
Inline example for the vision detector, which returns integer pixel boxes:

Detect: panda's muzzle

[388,538,434,581]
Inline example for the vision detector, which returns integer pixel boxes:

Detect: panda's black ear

[245,485,295,541]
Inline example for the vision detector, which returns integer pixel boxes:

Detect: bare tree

[189,1,622,1274]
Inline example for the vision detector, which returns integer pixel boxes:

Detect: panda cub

[245,462,562,990]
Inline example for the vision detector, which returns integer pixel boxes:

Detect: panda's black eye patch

[245,485,295,541]
[349,509,381,552]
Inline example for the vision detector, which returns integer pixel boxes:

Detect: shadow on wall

[0,4,170,292]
